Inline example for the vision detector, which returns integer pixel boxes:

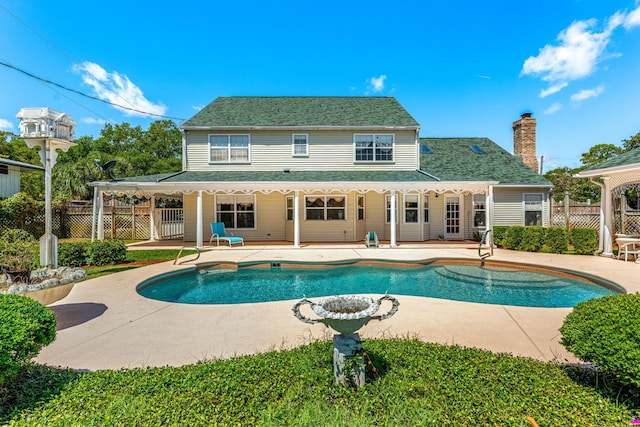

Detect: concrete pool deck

[36,243,640,371]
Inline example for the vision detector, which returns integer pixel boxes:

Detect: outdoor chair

[365,231,379,248]
[209,222,244,247]
[616,237,640,262]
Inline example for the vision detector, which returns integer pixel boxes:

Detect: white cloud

[544,102,562,115]
[521,8,634,95]
[368,75,387,93]
[72,61,167,118]
[624,5,640,29]
[82,117,107,125]
[192,105,204,112]
[570,85,604,102]
[0,118,13,130]
[540,82,568,98]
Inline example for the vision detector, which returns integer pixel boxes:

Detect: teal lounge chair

[210,222,244,247]
[365,231,379,248]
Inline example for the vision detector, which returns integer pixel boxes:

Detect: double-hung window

[292,134,308,156]
[524,193,543,226]
[354,134,394,162]
[423,195,430,223]
[215,195,255,229]
[286,196,294,221]
[404,194,419,223]
[209,134,250,163]
[473,194,486,227]
[305,195,346,220]
[357,195,365,220]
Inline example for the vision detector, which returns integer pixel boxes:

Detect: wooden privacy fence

[551,198,640,235]
[551,200,601,230]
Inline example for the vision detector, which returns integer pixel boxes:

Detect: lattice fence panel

[69,215,94,238]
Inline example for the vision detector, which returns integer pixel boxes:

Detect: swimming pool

[136,259,622,308]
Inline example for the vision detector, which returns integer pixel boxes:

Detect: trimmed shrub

[492,226,508,247]
[544,227,569,253]
[0,229,37,274]
[561,294,640,388]
[86,240,127,266]
[502,226,524,250]
[518,226,545,252]
[0,294,56,378]
[571,228,599,255]
[58,242,89,267]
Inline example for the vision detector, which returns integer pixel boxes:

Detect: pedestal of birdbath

[292,294,399,386]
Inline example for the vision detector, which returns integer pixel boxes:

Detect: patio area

[36,243,640,371]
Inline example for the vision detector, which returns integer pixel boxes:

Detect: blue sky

[1,0,639,170]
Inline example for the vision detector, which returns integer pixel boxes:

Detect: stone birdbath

[292,293,399,386]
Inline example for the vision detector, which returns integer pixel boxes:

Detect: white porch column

[602,177,614,257]
[293,190,301,248]
[91,186,98,243]
[486,185,494,248]
[196,190,203,248]
[149,195,157,241]
[390,190,397,248]
[97,190,104,241]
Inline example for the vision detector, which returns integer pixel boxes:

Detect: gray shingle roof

[419,138,552,185]
[182,97,420,128]
[581,147,640,172]
[116,170,437,183]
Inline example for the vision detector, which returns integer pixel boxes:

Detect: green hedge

[58,242,89,267]
[0,295,56,379]
[502,226,524,250]
[492,226,508,247]
[86,240,127,266]
[571,228,599,255]
[561,294,640,389]
[544,227,569,253]
[518,226,545,252]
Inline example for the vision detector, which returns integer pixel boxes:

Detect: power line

[0,60,186,121]
[0,3,186,122]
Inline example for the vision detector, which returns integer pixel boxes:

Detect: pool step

[434,265,562,288]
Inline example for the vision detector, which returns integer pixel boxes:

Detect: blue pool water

[137,261,621,308]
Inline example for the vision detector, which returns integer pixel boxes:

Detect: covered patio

[577,148,640,260]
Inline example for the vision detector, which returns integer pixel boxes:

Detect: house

[576,147,640,256]
[90,97,552,247]
[0,158,43,199]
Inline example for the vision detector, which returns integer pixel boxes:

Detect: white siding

[185,129,417,171]
[0,167,21,198]
[493,188,550,227]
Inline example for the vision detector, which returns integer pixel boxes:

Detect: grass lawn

[82,248,198,280]
[1,339,638,426]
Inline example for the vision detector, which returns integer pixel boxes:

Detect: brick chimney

[512,112,538,173]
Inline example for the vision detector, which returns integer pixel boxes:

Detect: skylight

[469,145,485,154]
[420,145,432,154]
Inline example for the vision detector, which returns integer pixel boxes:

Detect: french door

[444,195,463,239]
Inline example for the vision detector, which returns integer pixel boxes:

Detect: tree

[579,143,622,169]
[621,131,640,152]
[544,167,601,203]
